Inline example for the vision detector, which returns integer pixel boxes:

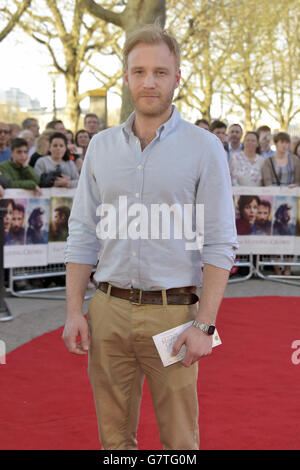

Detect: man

[49,205,70,242]
[63,23,237,450]
[0,122,11,162]
[84,113,100,137]
[6,203,26,245]
[257,125,275,159]
[22,118,40,157]
[26,207,48,244]
[195,118,209,131]
[209,120,227,145]
[227,123,243,158]
[251,200,272,235]
[0,138,41,193]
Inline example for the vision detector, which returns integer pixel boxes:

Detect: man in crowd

[63,23,237,450]
[257,125,275,159]
[195,118,209,131]
[227,123,243,158]
[0,122,11,162]
[209,120,228,160]
[22,118,40,157]
[0,138,41,193]
[84,113,100,137]
[252,200,272,235]
[6,203,26,245]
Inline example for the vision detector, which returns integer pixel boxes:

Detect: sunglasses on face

[0,130,9,135]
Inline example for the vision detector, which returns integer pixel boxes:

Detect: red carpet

[1,296,300,450]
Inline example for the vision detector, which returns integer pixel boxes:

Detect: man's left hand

[172,326,213,367]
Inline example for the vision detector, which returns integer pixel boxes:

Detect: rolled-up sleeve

[64,137,101,265]
[196,135,238,270]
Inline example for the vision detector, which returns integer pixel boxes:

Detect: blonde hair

[123,22,180,70]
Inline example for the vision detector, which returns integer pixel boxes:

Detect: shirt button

[132,251,136,256]
[135,192,140,198]
[137,165,142,170]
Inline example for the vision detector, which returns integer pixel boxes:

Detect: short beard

[128,89,175,118]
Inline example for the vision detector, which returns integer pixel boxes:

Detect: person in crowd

[49,205,70,241]
[29,134,50,167]
[84,113,100,137]
[34,132,79,188]
[256,125,275,159]
[273,203,295,236]
[0,170,10,197]
[290,136,300,155]
[209,120,228,146]
[8,123,21,145]
[46,119,67,135]
[195,118,209,130]
[26,207,48,244]
[262,132,300,186]
[235,195,260,235]
[66,130,75,145]
[0,198,15,243]
[0,138,41,192]
[6,203,26,245]
[251,200,272,235]
[229,131,265,186]
[0,122,12,162]
[227,124,243,159]
[294,141,300,161]
[18,129,35,155]
[22,118,40,157]
[74,129,90,172]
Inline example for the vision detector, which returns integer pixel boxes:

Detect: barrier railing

[255,255,300,286]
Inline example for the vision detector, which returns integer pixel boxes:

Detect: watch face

[207,325,215,335]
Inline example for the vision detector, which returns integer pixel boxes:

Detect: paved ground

[1,277,299,354]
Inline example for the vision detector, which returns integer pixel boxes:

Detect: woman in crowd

[229,131,265,186]
[74,129,90,173]
[262,132,300,186]
[235,195,260,235]
[293,141,300,161]
[29,134,50,167]
[34,132,79,188]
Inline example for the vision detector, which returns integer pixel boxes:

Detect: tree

[7,0,123,131]
[166,0,231,122]
[0,0,31,42]
[254,0,300,130]
[83,0,166,121]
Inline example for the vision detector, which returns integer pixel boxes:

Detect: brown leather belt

[97,282,199,306]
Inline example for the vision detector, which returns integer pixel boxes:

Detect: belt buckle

[129,288,142,305]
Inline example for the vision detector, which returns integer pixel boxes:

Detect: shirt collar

[122,105,181,142]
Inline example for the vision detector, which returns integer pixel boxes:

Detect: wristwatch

[192,320,215,335]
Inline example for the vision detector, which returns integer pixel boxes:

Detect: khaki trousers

[87,286,200,450]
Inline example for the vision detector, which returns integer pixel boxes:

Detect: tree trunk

[64,74,81,133]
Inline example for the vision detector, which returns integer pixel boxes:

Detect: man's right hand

[62,313,89,355]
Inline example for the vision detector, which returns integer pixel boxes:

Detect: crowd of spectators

[195,119,300,187]
[0,113,101,197]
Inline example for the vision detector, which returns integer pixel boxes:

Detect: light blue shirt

[65,106,238,290]
[0,147,11,163]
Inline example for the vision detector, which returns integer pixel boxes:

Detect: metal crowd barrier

[5,253,300,302]
[255,255,300,287]
[7,264,95,300]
